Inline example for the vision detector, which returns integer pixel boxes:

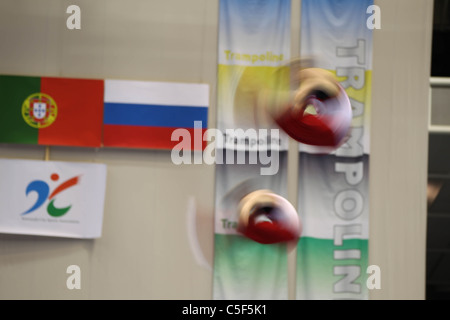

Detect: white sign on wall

[0,159,107,238]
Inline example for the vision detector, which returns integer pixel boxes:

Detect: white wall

[0,0,432,299]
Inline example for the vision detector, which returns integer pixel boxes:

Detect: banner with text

[296,0,372,300]
[0,159,107,238]
[213,0,291,300]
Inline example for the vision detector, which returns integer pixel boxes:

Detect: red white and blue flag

[103,79,209,150]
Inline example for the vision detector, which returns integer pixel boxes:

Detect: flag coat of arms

[103,79,209,150]
[0,159,107,239]
[0,75,104,147]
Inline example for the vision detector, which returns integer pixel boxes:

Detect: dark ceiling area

[432,0,450,77]
[427,0,450,300]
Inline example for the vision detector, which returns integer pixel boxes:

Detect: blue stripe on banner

[103,103,208,128]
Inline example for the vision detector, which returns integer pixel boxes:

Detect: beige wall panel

[369,0,432,300]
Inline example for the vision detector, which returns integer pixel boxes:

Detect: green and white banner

[296,0,372,300]
[213,0,291,300]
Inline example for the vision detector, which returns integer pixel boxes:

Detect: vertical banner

[213,0,291,299]
[296,0,372,299]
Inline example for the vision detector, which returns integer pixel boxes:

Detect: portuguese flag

[0,75,103,147]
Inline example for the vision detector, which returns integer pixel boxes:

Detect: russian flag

[103,79,209,150]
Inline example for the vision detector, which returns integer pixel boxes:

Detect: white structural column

[369,0,433,299]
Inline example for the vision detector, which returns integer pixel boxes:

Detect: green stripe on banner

[0,75,40,144]
[213,234,288,300]
[296,237,369,300]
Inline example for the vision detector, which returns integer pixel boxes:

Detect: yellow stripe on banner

[217,64,290,128]
[217,65,290,96]
[217,66,372,134]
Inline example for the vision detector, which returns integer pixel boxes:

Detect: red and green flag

[0,75,103,147]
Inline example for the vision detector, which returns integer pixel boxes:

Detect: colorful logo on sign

[22,173,80,217]
[22,93,58,129]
